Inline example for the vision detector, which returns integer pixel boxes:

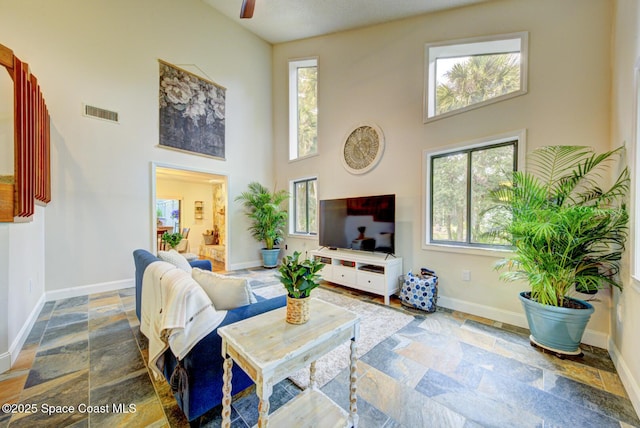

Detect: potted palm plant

[235,182,289,268]
[489,145,629,356]
[276,251,324,324]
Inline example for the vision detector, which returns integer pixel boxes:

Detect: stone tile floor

[0,268,638,427]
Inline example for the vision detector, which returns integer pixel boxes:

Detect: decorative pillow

[158,249,193,273]
[192,268,257,310]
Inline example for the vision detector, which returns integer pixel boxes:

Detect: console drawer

[357,271,386,293]
[332,266,356,284]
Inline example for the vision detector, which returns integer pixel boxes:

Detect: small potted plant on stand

[161,232,183,250]
[277,251,324,324]
[235,182,289,268]
[489,145,629,356]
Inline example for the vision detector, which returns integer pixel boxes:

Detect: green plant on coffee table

[277,251,325,299]
[161,232,183,249]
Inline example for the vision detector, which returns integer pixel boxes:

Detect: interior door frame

[150,161,229,270]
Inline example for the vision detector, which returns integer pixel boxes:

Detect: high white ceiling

[203,0,490,44]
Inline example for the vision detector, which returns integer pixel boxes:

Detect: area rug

[252,283,414,389]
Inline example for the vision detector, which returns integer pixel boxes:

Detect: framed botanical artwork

[158,60,226,159]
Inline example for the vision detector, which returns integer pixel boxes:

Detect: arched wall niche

[0,43,51,223]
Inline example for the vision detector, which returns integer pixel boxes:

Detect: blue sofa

[133,249,286,422]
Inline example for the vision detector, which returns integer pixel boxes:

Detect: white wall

[0,0,275,370]
[0,206,46,372]
[273,0,615,343]
[0,225,9,371]
[8,206,46,349]
[0,0,273,288]
[611,0,640,415]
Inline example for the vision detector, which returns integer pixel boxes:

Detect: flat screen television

[319,194,395,254]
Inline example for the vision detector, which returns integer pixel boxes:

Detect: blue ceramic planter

[261,248,280,268]
[518,291,594,354]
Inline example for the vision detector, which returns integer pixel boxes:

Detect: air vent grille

[83,104,119,123]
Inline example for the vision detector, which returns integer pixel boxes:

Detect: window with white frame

[291,177,318,235]
[426,134,523,248]
[424,32,528,122]
[289,58,318,160]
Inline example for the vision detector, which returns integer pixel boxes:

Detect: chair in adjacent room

[176,227,198,261]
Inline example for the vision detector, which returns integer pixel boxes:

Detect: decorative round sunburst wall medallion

[341,124,385,174]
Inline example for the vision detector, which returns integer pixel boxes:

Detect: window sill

[288,233,318,240]
[422,242,510,259]
[424,90,527,123]
[289,152,319,163]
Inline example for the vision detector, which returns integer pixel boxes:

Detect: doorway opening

[154,165,228,272]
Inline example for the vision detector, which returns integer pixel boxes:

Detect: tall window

[292,177,318,235]
[289,58,318,160]
[424,32,528,122]
[427,137,520,248]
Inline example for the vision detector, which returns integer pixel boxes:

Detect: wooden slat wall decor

[0,44,14,222]
[0,43,51,222]
[0,44,11,68]
[35,78,41,201]
[15,57,27,217]
[42,113,50,203]
[15,57,32,217]
[35,78,50,203]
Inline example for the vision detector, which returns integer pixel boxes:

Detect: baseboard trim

[0,351,10,373]
[228,260,263,271]
[437,295,609,349]
[437,295,527,328]
[582,329,610,350]
[45,278,134,302]
[609,339,640,418]
[3,293,46,373]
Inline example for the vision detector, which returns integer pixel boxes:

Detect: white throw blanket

[140,261,227,378]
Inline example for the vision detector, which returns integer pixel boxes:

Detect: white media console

[310,248,403,305]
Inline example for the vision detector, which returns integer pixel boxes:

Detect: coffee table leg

[256,383,272,428]
[309,361,317,389]
[222,357,233,428]
[349,338,358,428]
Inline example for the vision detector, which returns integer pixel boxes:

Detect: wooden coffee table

[218,298,360,428]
